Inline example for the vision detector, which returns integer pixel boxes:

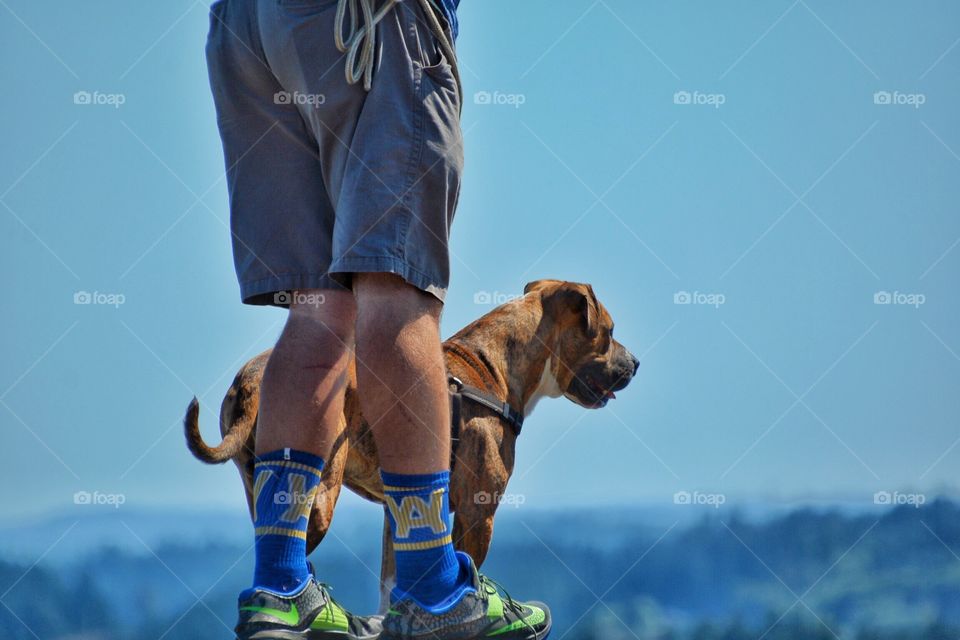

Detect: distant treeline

[2,499,959,639]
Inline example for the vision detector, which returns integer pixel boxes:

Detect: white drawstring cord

[334,0,462,110]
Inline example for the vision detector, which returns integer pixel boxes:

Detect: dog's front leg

[452,508,495,568]
[305,432,348,555]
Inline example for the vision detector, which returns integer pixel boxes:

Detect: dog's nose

[631,355,640,375]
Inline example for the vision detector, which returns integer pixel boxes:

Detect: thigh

[256,0,368,205]
[259,0,464,301]
[331,2,463,301]
[206,0,343,306]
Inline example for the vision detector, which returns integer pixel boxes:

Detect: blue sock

[251,448,324,594]
[381,470,467,609]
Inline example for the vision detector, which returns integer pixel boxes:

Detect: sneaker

[382,552,551,640]
[235,577,382,639]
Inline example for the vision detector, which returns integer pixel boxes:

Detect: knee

[284,289,356,346]
[354,274,441,340]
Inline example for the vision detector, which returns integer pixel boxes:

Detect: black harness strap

[448,376,524,464]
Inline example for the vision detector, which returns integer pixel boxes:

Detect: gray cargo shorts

[205,0,463,304]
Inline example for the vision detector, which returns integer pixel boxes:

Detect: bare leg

[353,273,449,474]
[256,289,356,457]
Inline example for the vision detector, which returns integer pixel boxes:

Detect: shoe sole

[239,630,380,640]
[479,621,551,640]
[380,631,549,640]
[488,616,552,640]
[379,609,552,640]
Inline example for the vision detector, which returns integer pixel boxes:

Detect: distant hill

[2,499,959,639]
[0,495,900,560]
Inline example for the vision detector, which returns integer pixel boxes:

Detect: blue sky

[1,0,959,521]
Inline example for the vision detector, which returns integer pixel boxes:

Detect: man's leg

[353,274,463,607]
[353,274,449,473]
[250,290,355,594]
[354,275,552,640]
[235,288,381,638]
[205,1,382,635]
[256,291,355,457]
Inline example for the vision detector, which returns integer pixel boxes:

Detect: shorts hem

[328,256,447,302]
[239,273,350,307]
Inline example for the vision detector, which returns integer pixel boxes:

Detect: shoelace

[317,582,346,608]
[334,0,462,108]
[480,575,538,634]
[317,581,369,624]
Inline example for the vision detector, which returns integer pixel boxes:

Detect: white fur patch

[525,357,563,417]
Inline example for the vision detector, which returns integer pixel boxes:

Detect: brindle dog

[185,280,638,605]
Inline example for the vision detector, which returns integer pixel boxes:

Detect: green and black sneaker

[235,577,382,640]
[382,552,551,640]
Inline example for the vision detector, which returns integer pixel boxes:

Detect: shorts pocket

[409,11,458,97]
[402,1,448,67]
[422,38,453,73]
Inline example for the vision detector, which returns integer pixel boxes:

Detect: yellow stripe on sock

[255,526,308,540]
[382,484,433,493]
[393,534,453,551]
[254,460,323,478]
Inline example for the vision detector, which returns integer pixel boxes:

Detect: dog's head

[524,280,639,409]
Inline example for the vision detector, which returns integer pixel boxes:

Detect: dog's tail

[183,396,249,464]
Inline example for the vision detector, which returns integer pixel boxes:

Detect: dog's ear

[550,282,600,338]
[523,279,563,295]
